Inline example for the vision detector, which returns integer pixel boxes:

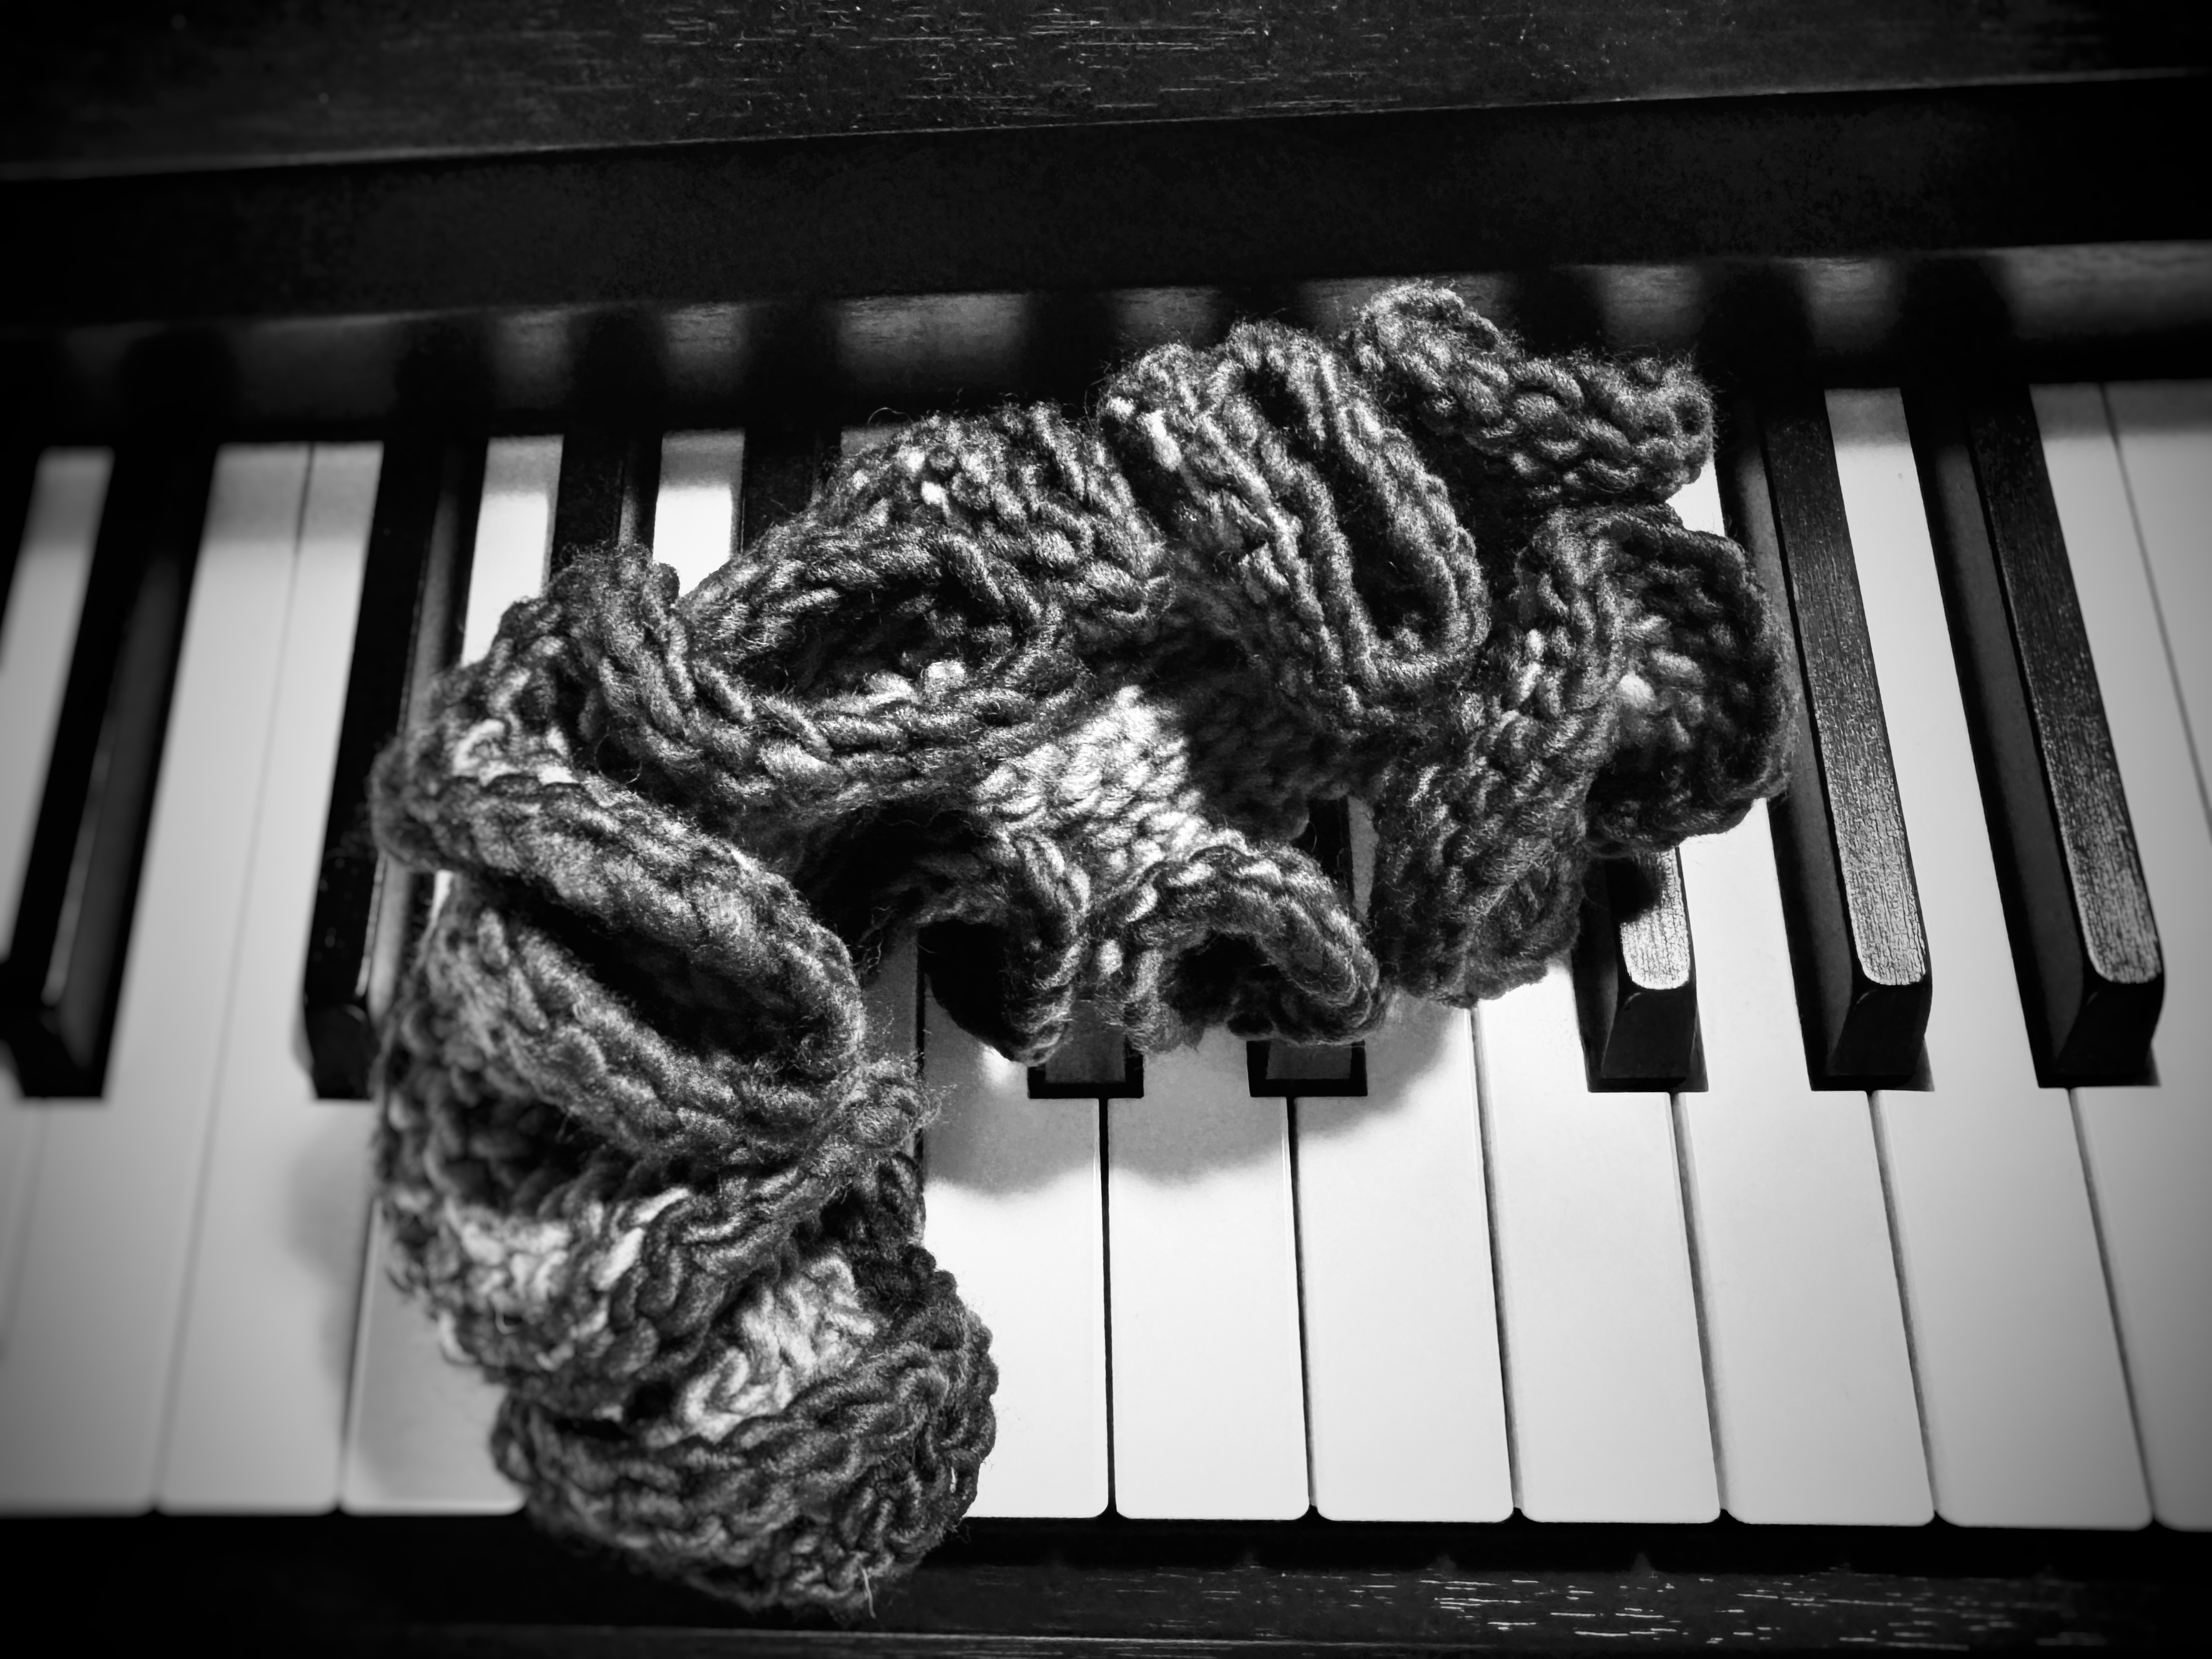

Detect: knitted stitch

[368,284,1794,1615]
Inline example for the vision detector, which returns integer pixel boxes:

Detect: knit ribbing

[367,284,1794,1614]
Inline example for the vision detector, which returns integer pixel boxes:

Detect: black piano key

[739,426,836,551]
[1721,390,1932,1084]
[1905,382,2163,1083]
[0,446,37,641]
[1573,848,1701,1089]
[1028,1000,1146,1099]
[1248,797,1367,1098]
[548,426,659,578]
[1,443,215,1096]
[301,438,481,1100]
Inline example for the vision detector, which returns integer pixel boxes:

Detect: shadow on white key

[0,451,107,1352]
[2041,383,2212,1529]
[159,445,383,1511]
[1475,963,1716,1522]
[920,993,1108,1518]
[2105,383,2212,821]
[1294,799,1508,1522]
[654,431,743,594]
[1830,388,2146,1528]
[1109,1029,1307,1520]
[340,435,558,1515]
[1676,805,1930,1524]
[0,445,306,1509]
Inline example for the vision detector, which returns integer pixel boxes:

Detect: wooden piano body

[3,4,2210,1650]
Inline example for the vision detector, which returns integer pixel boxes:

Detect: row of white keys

[0,452,107,1349]
[918,996,1109,1517]
[1294,801,1510,1520]
[158,445,384,1510]
[2104,382,2212,819]
[1829,388,2148,1527]
[2040,383,2212,1527]
[340,435,561,1514]
[1668,461,1927,1524]
[0,445,309,1509]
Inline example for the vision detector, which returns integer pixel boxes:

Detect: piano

[2,3,2209,1649]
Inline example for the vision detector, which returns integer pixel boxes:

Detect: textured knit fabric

[368,283,1794,1615]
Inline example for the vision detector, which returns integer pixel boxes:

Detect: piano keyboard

[1,375,2207,1540]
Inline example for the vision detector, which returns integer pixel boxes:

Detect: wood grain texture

[2,1514,2205,1650]
[8,77,2212,342]
[11,1,2207,179]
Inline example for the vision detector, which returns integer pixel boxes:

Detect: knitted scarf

[368,284,1794,1614]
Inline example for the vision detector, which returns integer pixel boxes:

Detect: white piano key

[1107,1029,1309,1519]
[2103,382,2212,815]
[1670,445,1728,540]
[158,444,382,1511]
[340,436,558,1515]
[1294,797,1509,1521]
[919,997,1108,1519]
[0,1103,39,1359]
[1294,996,1510,1520]
[1474,965,1718,1522]
[1675,805,1930,1524]
[0,451,107,1352]
[1828,386,2148,1529]
[340,1236,519,1515]
[2038,382,2212,1529]
[654,431,743,594]
[0,445,307,1509]
[457,436,560,663]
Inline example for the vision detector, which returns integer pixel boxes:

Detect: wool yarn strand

[368,285,1794,1613]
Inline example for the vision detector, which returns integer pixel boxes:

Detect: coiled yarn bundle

[368,285,1793,1613]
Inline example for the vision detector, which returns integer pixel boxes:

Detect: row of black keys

[0,384,2161,1101]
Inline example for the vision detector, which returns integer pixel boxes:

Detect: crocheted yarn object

[368,284,1794,1613]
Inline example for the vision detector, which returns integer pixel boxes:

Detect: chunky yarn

[367,284,1794,1613]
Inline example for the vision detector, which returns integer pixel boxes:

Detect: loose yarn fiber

[368,284,1794,1613]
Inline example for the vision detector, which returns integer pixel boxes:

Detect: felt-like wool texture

[368,284,1794,1614]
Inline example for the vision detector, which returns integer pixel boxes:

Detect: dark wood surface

[12,1,2208,180]
[10,75,2212,338]
[4,1513,2204,1652]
